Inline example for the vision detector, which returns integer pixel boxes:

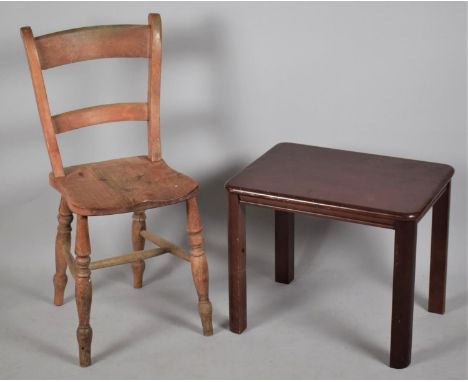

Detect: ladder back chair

[20,13,213,367]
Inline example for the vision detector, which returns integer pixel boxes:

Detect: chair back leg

[131,211,147,288]
[54,198,72,306]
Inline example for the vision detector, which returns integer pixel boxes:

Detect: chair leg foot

[131,211,146,288]
[77,324,93,367]
[131,260,145,289]
[54,198,73,306]
[53,274,68,306]
[186,198,213,336]
[199,299,213,336]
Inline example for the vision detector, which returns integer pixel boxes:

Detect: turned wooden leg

[75,215,93,367]
[390,220,417,369]
[228,192,247,334]
[429,183,451,314]
[186,197,213,336]
[131,211,146,288]
[54,198,73,306]
[275,211,294,284]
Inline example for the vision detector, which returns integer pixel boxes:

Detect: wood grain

[75,215,92,367]
[131,211,146,288]
[35,25,149,69]
[22,13,212,367]
[140,230,191,262]
[89,247,167,270]
[186,198,213,336]
[54,198,73,305]
[53,103,148,134]
[147,14,162,161]
[20,27,64,177]
[49,156,198,216]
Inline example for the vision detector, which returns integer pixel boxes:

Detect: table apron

[238,193,396,229]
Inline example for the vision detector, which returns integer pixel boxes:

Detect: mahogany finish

[428,183,451,314]
[275,211,294,284]
[228,192,247,334]
[21,14,212,367]
[390,220,417,369]
[226,142,454,369]
[227,143,453,222]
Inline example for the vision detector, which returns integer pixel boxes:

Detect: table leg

[228,192,247,334]
[275,211,295,284]
[390,220,417,369]
[428,182,451,314]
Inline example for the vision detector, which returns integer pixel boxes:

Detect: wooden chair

[20,14,213,367]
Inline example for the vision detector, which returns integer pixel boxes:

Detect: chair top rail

[35,24,150,69]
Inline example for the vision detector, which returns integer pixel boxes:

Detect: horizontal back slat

[53,103,148,134]
[35,25,150,69]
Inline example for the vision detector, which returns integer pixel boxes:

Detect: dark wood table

[225,142,454,369]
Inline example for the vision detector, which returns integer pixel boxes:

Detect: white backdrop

[0,2,466,379]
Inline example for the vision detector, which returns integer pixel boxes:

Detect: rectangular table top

[225,143,453,221]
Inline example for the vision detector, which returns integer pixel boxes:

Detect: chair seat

[49,156,198,216]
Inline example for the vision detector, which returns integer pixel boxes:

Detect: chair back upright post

[20,14,163,178]
[147,14,162,162]
[21,26,64,177]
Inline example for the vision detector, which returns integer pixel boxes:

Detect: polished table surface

[226,142,453,221]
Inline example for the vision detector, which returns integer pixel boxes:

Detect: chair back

[21,14,162,177]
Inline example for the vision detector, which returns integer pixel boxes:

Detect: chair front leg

[186,197,213,336]
[54,198,73,306]
[75,215,93,367]
[131,211,146,288]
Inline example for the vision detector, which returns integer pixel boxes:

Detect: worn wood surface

[53,103,148,134]
[75,215,92,367]
[89,247,167,270]
[131,211,146,288]
[35,25,149,69]
[20,27,64,177]
[140,230,191,262]
[22,13,212,367]
[147,14,162,161]
[49,156,198,216]
[428,182,451,314]
[63,248,76,278]
[186,198,213,336]
[54,198,73,305]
